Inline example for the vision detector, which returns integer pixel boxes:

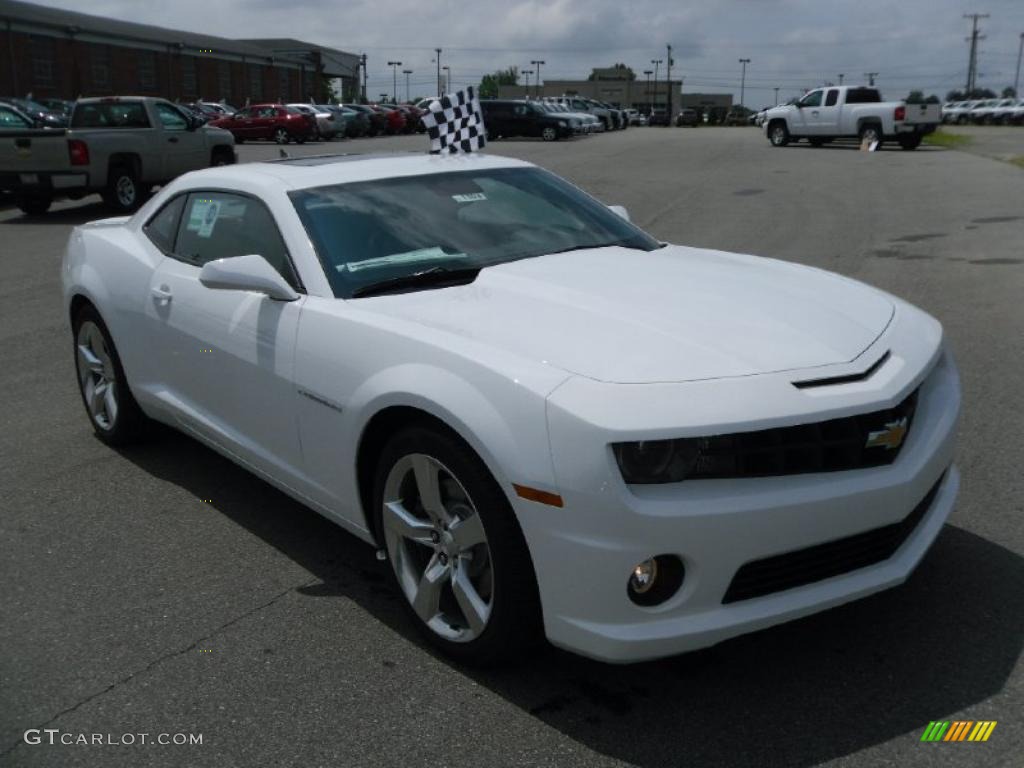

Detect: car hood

[361,245,894,384]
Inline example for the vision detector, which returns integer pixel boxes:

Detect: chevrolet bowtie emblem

[866,417,908,450]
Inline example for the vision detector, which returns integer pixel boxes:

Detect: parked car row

[942,98,1024,125]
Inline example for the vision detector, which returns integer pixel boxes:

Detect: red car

[209,104,315,144]
[370,105,407,135]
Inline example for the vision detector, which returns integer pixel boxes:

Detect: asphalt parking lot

[2,126,1022,768]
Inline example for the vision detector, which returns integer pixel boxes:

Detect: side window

[144,194,187,252]
[825,89,839,107]
[155,103,188,130]
[800,90,823,108]
[234,108,250,119]
[0,107,31,128]
[513,105,527,116]
[174,192,300,290]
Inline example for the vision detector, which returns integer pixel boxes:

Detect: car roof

[174,152,535,192]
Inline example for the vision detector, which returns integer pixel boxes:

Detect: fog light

[630,559,658,594]
[627,554,685,607]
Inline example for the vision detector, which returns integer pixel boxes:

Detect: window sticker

[452,192,487,203]
[187,199,222,238]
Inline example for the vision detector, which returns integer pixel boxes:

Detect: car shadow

[789,142,943,152]
[117,430,1023,767]
[0,199,111,225]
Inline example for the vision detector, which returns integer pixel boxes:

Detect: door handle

[152,285,173,303]
[168,136,179,143]
[811,110,820,116]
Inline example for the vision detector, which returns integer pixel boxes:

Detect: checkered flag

[421,87,487,154]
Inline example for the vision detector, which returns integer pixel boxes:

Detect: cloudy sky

[31,0,1024,104]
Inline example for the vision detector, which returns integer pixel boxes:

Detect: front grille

[722,474,944,604]
[689,389,918,480]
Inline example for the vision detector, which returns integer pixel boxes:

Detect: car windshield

[290,167,662,299]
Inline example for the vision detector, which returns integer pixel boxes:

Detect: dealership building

[0,0,361,104]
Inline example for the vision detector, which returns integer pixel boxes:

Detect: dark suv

[480,100,574,141]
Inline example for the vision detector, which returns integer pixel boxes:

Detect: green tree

[588,63,636,81]
[479,67,519,99]
[1002,86,1017,98]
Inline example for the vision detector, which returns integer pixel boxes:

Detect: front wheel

[73,305,151,445]
[859,124,883,146]
[273,127,290,144]
[374,426,541,664]
[541,126,558,141]
[768,121,790,146]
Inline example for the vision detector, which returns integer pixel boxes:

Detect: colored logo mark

[920,720,997,742]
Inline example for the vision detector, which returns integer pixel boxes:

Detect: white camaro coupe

[62,152,960,663]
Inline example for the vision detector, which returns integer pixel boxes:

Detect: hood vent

[793,350,890,390]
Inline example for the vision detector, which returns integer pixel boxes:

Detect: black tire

[295,134,306,145]
[72,303,152,445]
[234,135,245,144]
[373,425,542,665]
[16,192,53,216]
[859,123,884,146]
[899,135,922,151]
[767,120,790,146]
[273,127,290,145]
[101,164,144,213]
[541,126,558,141]
[211,147,234,166]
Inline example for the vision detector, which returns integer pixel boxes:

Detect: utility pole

[522,69,533,97]
[864,71,879,86]
[435,48,442,95]
[360,53,367,102]
[531,60,545,99]
[651,59,662,112]
[738,58,751,107]
[643,69,652,114]
[387,60,402,103]
[665,44,673,119]
[442,65,450,94]
[963,13,989,95]
[402,69,412,102]
[773,86,779,105]
[1014,32,1023,95]
[838,73,844,85]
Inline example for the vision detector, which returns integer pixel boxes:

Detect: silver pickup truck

[762,86,941,150]
[0,96,235,215]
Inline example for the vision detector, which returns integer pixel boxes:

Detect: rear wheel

[768,120,790,146]
[102,164,144,213]
[859,123,883,147]
[16,192,52,216]
[374,426,541,664]
[73,304,151,445]
[541,126,558,141]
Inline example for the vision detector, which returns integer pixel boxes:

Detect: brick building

[0,0,360,105]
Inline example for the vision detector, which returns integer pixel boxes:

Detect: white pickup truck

[762,86,941,151]
[0,96,235,216]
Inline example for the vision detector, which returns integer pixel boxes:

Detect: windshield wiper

[546,240,643,256]
[351,266,482,299]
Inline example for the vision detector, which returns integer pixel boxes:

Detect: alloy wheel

[382,453,493,642]
[115,176,136,208]
[274,128,289,144]
[75,320,118,430]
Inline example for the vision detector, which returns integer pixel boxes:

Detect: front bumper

[518,315,960,663]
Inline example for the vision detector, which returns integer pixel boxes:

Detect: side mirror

[199,254,299,301]
[608,204,630,222]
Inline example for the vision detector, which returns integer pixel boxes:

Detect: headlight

[613,439,701,484]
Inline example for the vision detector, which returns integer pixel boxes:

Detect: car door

[143,189,307,482]
[791,89,823,134]
[808,88,841,135]
[229,107,254,138]
[154,101,207,179]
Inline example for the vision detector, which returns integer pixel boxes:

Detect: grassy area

[923,130,972,149]
[1009,156,1024,169]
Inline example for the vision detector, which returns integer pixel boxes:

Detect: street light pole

[643,69,652,115]
[1015,32,1024,95]
[435,48,442,95]
[387,60,402,103]
[773,86,779,105]
[838,73,844,85]
[531,59,545,99]
[442,65,450,94]
[402,69,412,102]
[666,44,673,120]
[738,58,751,108]
[522,69,533,98]
[651,59,662,113]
